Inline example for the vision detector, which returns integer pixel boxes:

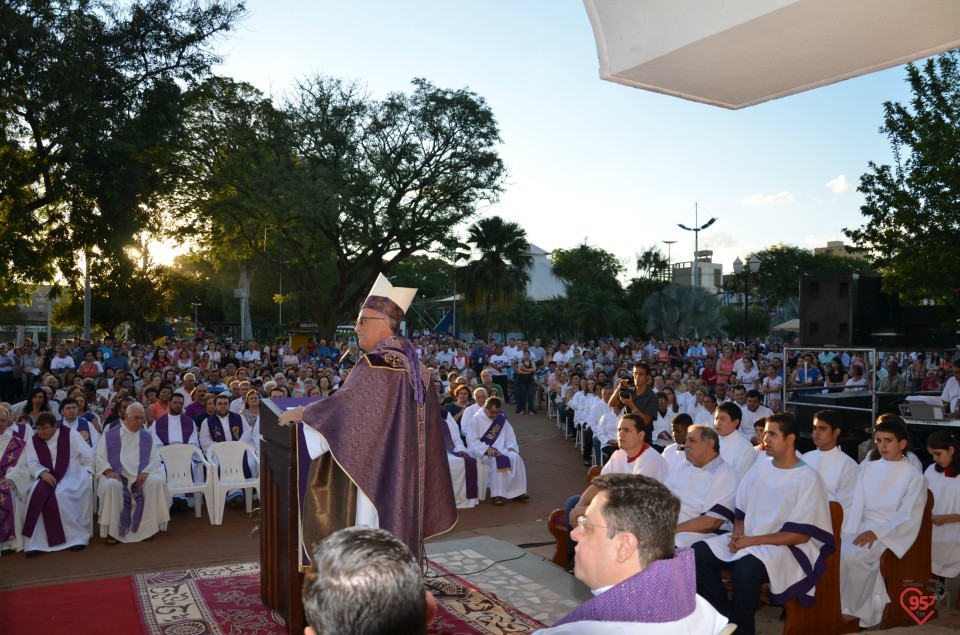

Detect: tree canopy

[845,51,960,311]
[0,0,244,305]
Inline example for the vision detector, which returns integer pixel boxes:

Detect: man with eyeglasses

[278,274,456,563]
[534,474,728,634]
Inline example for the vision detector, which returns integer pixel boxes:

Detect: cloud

[825,174,851,194]
[703,230,738,249]
[741,191,795,206]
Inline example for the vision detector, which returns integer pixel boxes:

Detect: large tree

[457,216,533,339]
[845,51,960,311]
[642,286,726,340]
[0,0,244,305]
[181,76,506,335]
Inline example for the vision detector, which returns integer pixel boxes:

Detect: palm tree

[457,216,534,339]
[565,286,630,340]
[642,286,726,340]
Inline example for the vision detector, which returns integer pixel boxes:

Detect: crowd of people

[2,328,959,633]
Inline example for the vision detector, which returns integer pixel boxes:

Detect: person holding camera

[607,362,659,436]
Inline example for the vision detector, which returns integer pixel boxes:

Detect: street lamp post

[732,256,760,340]
[191,302,202,336]
[677,203,717,288]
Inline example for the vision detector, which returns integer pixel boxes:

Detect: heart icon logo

[899,586,936,626]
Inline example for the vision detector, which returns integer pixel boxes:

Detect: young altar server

[21,413,95,555]
[693,412,834,635]
[96,402,171,544]
[924,431,960,579]
[840,417,927,628]
[465,396,528,506]
[802,410,859,513]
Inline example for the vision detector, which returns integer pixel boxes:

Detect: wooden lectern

[260,398,320,635]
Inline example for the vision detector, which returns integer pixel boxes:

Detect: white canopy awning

[583,0,960,109]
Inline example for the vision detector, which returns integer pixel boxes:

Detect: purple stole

[0,436,26,542]
[22,428,73,547]
[440,415,478,500]
[480,413,511,471]
[62,417,92,447]
[207,415,252,478]
[12,424,27,441]
[105,426,152,537]
[155,415,195,446]
[553,548,698,627]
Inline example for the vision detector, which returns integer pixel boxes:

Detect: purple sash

[207,416,252,478]
[480,413,511,471]
[441,415,478,499]
[62,417,92,447]
[105,426,152,537]
[22,428,72,547]
[12,424,27,441]
[155,415,195,446]
[0,436,26,542]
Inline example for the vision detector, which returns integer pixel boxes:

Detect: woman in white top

[736,357,760,391]
[761,365,782,411]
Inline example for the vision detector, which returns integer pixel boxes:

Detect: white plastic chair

[207,441,260,525]
[159,444,215,524]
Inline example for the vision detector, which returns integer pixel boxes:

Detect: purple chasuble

[480,413,511,471]
[155,415,195,446]
[440,416,478,500]
[299,335,457,563]
[105,426,153,536]
[0,436,26,542]
[22,428,73,547]
[553,548,698,627]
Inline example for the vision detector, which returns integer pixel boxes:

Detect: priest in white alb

[465,396,528,506]
[0,406,31,554]
[96,402,171,544]
[443,412,484,508]
[21,413,95,555]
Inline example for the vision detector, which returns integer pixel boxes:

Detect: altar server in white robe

[925,431,960,579]
[713,402,755,480]
[839,419,926,628]
[693,413,834,635]
[666,424,738,548]
[0,407,31,554]
[58,397,100,451]
[739,391,773,444]
[96,403,171,544]
[466,396,528,505]
[460,387,487,435]
[597,413,668,482]
[661,414,692,473]
[802,410,859,515]
[21,413,95,554]
[443,412,482,509]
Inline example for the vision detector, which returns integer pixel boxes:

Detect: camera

[619,388,631,400]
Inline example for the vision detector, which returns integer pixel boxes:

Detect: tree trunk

[238,264,253,341]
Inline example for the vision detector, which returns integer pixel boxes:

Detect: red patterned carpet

[4,560,544,635]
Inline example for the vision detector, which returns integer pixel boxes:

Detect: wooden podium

[260,397,320,635]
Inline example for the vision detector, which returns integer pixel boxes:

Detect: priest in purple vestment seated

[278,273,456,564]
[535,474,729,634]
[21,413,95,556]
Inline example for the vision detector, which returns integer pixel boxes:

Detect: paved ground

[4,406,960,632]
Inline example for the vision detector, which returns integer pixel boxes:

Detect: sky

[194,0,919,279]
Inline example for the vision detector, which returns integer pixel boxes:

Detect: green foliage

[745,244,873,310]
[845,51,960,313]
[550,243,624,292]
[180,76,506,335]
[718,304,770,340]
[642,286,726,340]
[457,216,533,339]
[0,0,244,304]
